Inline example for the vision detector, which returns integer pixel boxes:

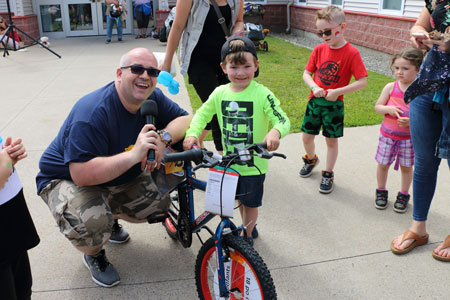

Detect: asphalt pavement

[2,36,450,300]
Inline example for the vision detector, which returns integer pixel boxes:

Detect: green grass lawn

[185,35,393,135]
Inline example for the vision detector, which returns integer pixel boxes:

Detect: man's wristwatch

[158,130,172,146]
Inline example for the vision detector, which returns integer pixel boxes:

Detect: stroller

[159,7,175,43]
[243,3,268,51]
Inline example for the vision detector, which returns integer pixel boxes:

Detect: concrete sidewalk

[2,36,450,300]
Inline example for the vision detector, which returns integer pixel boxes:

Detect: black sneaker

[375,189,388,210]
[83,249,120,287]
[118,38,123,42]
[252,225,258,239]
[105,39,111,44]
[299,154,320,178]
[109,220,130,244]
[319,170,334,194]
[393,192,410,213]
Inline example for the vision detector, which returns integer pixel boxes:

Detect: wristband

[311,86,317,91]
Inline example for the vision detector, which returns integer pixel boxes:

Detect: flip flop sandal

[432,235,450,262]
[390,229,429,255]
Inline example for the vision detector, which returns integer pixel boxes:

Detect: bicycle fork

[214,218,241,298]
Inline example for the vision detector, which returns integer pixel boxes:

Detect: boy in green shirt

[184,36,290,245]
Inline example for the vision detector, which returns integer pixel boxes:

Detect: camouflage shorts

[39,169,183,247]
[301,97,344,138]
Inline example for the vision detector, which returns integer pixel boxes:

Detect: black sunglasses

[316,24,341,38]
[120,65,160,77]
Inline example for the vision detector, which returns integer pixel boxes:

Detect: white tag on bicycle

[205,167,239,218]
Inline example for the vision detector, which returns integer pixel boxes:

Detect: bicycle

[162,142,286,300]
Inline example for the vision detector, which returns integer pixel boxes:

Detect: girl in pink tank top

[373,48,424,212]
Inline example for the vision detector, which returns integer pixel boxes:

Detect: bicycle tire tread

[195,235,277,300]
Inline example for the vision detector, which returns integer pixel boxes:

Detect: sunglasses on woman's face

[120,65,160,77]
[316,24,341,38]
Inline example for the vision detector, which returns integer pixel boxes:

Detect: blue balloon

[157,71,179,95]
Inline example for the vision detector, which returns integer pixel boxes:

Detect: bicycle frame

[172,161,241,298]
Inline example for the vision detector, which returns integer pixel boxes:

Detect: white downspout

[286,0,294,33]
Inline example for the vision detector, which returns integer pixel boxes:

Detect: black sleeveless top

[190,4,232,64]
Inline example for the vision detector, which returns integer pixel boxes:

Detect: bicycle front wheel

[195,235,277,300]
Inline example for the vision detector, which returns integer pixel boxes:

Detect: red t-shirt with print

[305,42,368,102]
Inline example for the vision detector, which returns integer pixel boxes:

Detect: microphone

[140,100,159,161]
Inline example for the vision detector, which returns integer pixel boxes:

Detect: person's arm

[374,82,403,117]
[69,124,160,186]
[184,98,218,148]
[160,0,193,72]
[303,70,327,98]
[161,115,192,144]
[231,0,244,35]
[263,92,290,151]
[0,147,13,189]
[325,76,367,101]
[410,7,432,50]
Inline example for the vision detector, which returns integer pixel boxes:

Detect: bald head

[119,48,157,68]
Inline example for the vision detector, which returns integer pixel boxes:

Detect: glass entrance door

[96,1,131,36]
[63,0,131,36]
[64,0,99,36]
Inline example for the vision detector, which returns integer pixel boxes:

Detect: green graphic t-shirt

[186,80,290,176]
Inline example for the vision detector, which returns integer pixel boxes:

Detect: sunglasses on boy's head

[120,65,160,77]
[316,24,341,37]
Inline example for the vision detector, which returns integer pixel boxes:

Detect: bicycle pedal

[147,212,169,224]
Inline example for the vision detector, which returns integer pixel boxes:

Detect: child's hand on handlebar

[183,136,198,150]
[263,129,281,152]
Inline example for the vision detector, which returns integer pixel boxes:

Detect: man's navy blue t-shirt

[36,82,188,194]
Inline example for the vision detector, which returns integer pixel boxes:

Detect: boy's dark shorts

[236,174,265,208]
[301,97,344,138]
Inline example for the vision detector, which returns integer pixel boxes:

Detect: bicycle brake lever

[192,160,220,171]
[192,163,206,171]
[273,152,287,159]
[257,152,273,159]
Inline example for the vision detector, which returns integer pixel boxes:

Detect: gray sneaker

[109,220,130,244]
[83,249,120,287]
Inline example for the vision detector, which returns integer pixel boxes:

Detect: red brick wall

[12,15,40,45]
[265,5,416,55]
[261,4,286,26]
[155,9,170,29]
[0,13,40,45]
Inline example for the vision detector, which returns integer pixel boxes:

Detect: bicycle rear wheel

[195,235,277,300]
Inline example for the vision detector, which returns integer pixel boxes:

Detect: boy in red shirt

[300,5,368,193]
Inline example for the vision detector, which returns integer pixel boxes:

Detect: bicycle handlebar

[163,142,286,170]
[163,147,204,163]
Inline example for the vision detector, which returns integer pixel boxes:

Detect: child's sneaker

[252,225,258,239]
[319,170,334,194]
[375,189,388,210]
[393,192,410,213]
[299,154,319,177]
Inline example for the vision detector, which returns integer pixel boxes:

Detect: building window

[40,4,63,32]
[298,0,306,3]
[331,0,342,6]
[383,0,402,10]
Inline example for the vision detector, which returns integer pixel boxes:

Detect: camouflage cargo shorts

[39,169,183,247]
